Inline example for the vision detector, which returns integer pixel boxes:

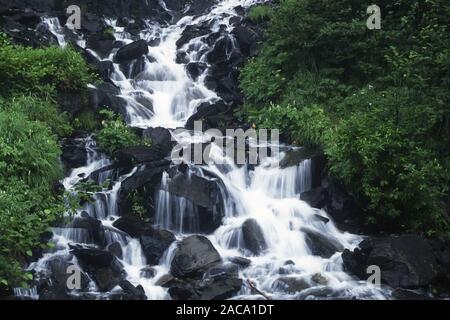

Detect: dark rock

[185,101,231,131]
[170,235,221,279]
[311,273,328,285]
[275,277,310,294]
[71,213,105,247]
[300,189,327,209]
[140,229,176,265]
[186,62,207,81]
[342,235,439,289]
[71,248,115,268]
[195,277,242,300]
[112,215,153,238]
[228,256,251,269]
[119,162,169,195]
[115,145,165,167]
[164,168,221,209]
[86,32,115,58]
[61,139,87,168]
[241,219,267,255]
[114,39,149,64]
[302,227,344,258]
[232,25,258,56]
[70,246,124,291]
[313,214,330,224]
[119,280,147,300]
[176,24,210,48]
[142,127,174,156]
[140,266,156,279]
[392,288,433,300]
[106,242,123,259]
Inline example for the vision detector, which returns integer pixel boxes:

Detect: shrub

[96,110,147,156]
[0,35,94,97]
[248,4,273,23]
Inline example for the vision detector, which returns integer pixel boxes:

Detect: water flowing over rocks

[8,0,449,301]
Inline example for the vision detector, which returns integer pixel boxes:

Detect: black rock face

[170,235,222,279]
[342,235,440,289]
[241,218,267,256]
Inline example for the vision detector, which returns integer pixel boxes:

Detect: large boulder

[38,256,90,300]
[70,247,124,291]
[241,219,267,256]
[71,212,105,247]
[168,263,242,300]
[142,127,174,156]
[139,229,176,265]
[170,235,221,279]
[232,25,258,57]
[342,235,439,289]
[114,39,149,64]
[119,280,147,300]
[301,227,344,258]
[61,139,88,168]
[115,145,165,167]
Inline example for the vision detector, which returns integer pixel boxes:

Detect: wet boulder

[70,246,124,291]
[139,229,176,265]
[168,263,242,300]
[170,235,221,279]
[61,139,87,168]
[114,39,149,64]
[71,212,105,247]
[342,235,439,289]
[275,276,310,294]
[142,127,174,156]
[186,62,207,81]
[115,145,165,167]
[232,25,258,56]
[106,242,123,259]
[112,214,154,238]
[38,256,90,300]
[301,227,344,258]
[241,219,267,256]
[119,280,147,300]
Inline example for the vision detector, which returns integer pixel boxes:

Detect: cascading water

[19,0,390,300]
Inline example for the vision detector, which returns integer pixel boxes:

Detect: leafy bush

[2,96,72,137]
[0,33,95,289]
[248,4,273,23]
[0,110,62,187]
[240,0,450,233]
[96,110,146,156]
[0,34,94,97]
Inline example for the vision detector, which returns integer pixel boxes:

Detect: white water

[18,0,389,300]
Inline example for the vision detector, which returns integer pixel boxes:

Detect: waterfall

[17,0,389,300]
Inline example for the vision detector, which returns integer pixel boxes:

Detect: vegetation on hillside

[240,0,450,234]
[0,34,93,288]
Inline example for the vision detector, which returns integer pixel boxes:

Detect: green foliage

[240,0,450,233]
[73,109,99,132]
[248,4,273,23]
[74,179,110,203]
[96,110,148,156]
[0,33,95,289]
[0,110,62,187]
[2,96,73,137]
[0,39,94,97]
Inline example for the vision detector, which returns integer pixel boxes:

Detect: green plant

[0,36,94,97]
[96,110,148,156]
[248,4,273,23]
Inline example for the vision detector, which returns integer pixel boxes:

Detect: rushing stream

[20,0,389,300]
